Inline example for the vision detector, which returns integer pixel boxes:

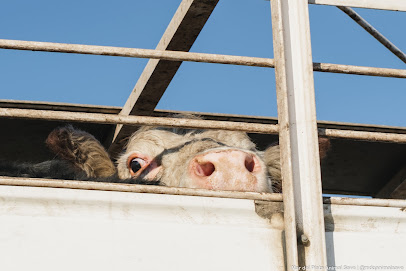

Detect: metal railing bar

[318,128,406,143]
[1,39,406,78]
[338,6,406,64]
[0,176,406,208]
[312,62,406,78]
[324,197,406,208]
[2,108,406,143]
[0,39,274,68]
[2,176,405,208]
[0,108,280,134]
[0,176,283,202]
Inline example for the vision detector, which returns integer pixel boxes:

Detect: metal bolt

[300,234,310,247]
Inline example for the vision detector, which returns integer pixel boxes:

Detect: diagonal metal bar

[309,0,406,11]
[266,0,406,12]
[110,0,219,155]
[338,6,406,64]
[119,0,218,115]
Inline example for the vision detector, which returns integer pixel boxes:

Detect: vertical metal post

[270,0,327,270]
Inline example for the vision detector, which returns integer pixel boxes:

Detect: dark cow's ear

[46,126,116,178]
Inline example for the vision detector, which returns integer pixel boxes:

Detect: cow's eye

[129,158,147,175]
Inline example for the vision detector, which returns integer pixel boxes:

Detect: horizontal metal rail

[318,128,406,144]
[1,108,406,143]
[0,108,280,134]
[1,176,406,208]
[324,197,406,208]
[1,39,406,78]
[0,176,282,201]
[0,39,273,67]
[312,62,406,78]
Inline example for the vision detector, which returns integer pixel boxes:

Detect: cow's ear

[263,144,282,193]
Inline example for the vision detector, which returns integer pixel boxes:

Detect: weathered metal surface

[2,177,406,207]
[0,185,286,271]
[1,39,406,78]
[271,0,327,267]
[309,0,406,12]
[3,108,406,143]
[318,127,406,144]
[1,101,406,197]
[118,0,220,113]
[338,6,406,64]
[0,99,121,114]
[0,176,283,202]
[324,204,406,269]
[324,196,406,208]
[312,62,406,78]
[111,0,220,154]
[0,108,280,134]
[257,200,406,268]
[3,99,406,134]
[0,185,405,270]
[0,39,274,67]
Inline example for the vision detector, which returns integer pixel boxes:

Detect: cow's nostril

[245,155,255,173]
[195,162,215,177]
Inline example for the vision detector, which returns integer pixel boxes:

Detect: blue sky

[0,0,405,127]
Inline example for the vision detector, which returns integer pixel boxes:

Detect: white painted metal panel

[325,204,406,269]
[0,185,285,271]
[1,185,406,271]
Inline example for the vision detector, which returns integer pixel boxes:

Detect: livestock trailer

[1,0,406,270]
[1,101,405,271]
[0,176,405,271]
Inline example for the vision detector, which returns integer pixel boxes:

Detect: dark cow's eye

[129,158,147,175]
